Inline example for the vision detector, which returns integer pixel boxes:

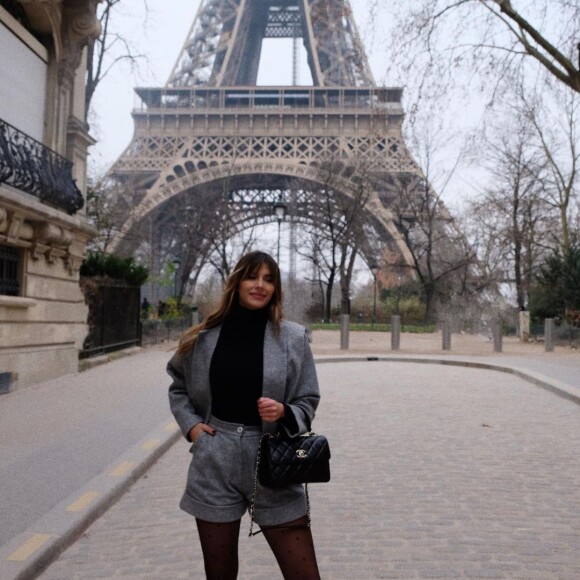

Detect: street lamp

[273,193,287,264]
[370,263,379,329]
[172,257,181,302]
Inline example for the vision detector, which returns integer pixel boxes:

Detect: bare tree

[519,83,580,250]
[299,157,373,321]
[170,193,219,302]
[298,231,334,321]
[373,0,580,104]
[85,0,148,120]
[465,106,554,311]
[85,176,132,253]
[389,123,476,322]
[337,168,375,316]
[204,185,260,285]
[391,179,473,322]
[297,161,342,322]
[146,189,232,304]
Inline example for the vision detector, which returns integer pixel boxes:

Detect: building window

[0,244,20,296]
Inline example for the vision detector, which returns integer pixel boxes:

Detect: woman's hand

[257,397,285,422]
[189,423,216,442]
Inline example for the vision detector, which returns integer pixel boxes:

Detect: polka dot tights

[195,516,320,579]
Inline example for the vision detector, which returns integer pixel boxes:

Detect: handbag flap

[264,435,331,466]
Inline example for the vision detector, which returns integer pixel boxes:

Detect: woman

[167,251,321,579]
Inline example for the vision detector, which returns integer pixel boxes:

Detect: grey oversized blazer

[167,320,320,440]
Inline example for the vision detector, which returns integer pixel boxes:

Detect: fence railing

[81,284,141,359]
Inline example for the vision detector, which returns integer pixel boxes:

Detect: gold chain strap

[249,432,311,537]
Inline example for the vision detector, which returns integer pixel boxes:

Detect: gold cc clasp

[296,449,308,459]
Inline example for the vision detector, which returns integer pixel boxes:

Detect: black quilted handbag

[249,432,331,536]
[258,433,331,488]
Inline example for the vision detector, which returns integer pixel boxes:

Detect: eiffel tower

[107,0,420,280]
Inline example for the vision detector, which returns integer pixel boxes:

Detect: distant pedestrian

[167,250,321,579]
[157,300,166,318]
[141,297,150,318]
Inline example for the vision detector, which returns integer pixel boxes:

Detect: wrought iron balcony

[0,118,84,215]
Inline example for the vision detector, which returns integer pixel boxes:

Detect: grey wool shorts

[179,416,308,526]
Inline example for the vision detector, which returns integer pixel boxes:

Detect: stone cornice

[0,183,94,237]
[0,295,37,309]
[1,183,96,273]
[60,0,102,76]
[67,115,97,148]
[17,0,102,73]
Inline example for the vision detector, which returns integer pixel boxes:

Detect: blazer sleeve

[167,351,205,441]
[280,327,320,437]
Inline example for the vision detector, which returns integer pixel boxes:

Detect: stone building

[0,0,101,389]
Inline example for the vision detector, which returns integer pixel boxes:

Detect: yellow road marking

[164,421,179,433]
[7,534,53,561]
[66,491,100,512]
[109,461,135,477]
[142,438,160,451]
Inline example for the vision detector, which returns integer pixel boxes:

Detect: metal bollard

[391,315,401,351]
[544,318,555,352]
[442,320,451,351]
[493,319,503,353]
[340,314,350,350]
[0,372,13,395]
[518,310,530,342]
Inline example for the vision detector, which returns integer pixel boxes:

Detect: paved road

[39,361,580,579]
[0,346,174,547]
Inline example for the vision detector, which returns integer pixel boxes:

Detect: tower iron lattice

[106,0,427,290]
[167,0,375,88]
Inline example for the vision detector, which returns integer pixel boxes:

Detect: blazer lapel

[262,322,286,432]
[191,326,221,421]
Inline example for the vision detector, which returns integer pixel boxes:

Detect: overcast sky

[88,1,197,172]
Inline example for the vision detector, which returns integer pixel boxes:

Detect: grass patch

[309,323,436,333]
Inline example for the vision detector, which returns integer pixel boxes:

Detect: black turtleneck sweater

[209,303,269,425]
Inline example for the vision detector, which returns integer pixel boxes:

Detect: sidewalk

[1,331,578,579]
[310,330,580,402]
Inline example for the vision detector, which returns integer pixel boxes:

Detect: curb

[79,346,143,372]
[0,419,181,580]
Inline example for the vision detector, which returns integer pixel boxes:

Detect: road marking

[164,421,179,433]
[109,461,135,477]
[142,438,160,451]
[7,534,53,562]
[66,491,101,512]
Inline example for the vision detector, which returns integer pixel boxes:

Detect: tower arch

[112,161,414,270]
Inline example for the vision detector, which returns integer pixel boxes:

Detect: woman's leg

[195,518,241,580]
[261,516,321,580]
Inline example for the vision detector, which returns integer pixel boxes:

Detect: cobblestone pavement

[40,361,580,579]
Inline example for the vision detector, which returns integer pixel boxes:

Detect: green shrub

[159,297,191,320]
[529,243,580,323]
[80,253,149,286]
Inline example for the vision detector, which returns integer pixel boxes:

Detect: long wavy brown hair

[177,251,283,356]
